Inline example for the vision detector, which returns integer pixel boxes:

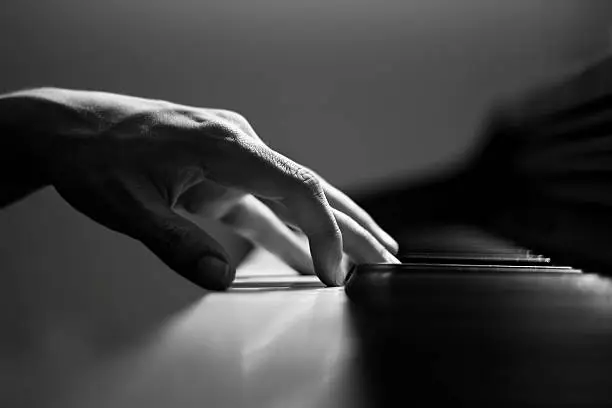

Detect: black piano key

[399,252,552,267]
[359,262,580,275]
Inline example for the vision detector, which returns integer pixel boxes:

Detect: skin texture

[0,88,399,290]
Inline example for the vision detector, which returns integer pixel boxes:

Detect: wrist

[0,87,84,204]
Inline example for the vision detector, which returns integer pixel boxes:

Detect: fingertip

[384,234,400,255]
[319,264,345,287]
[309,233,344,287]
[195,255,235,290]
[326,251,346,287]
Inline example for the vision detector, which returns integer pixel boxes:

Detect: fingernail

[196,256,233,290]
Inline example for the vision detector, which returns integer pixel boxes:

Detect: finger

[219,195,315,275]
[177,177,243,219]
[319,179,399,254]
[134,201,235,291]
[261,198,399,265]
[55,176,234,290]
[332,209,401,264]
[259,165,342,285]
[198,134,343,286]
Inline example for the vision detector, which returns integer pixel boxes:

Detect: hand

[5,88,399,290]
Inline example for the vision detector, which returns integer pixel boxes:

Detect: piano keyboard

[394,224,582,273]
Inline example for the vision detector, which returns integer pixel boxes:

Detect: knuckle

[211,109,262,142]
[199,121,244,146]
[213,109,249,126]
[295,168,325,199]
[202,121,237,136]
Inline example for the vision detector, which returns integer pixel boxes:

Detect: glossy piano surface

[4,224,612,407]
[343,225,612,405]
[346,268,612,406]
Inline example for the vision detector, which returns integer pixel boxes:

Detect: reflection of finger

[319,180,399,254]
[220,195,315,275]
[197,134,342,286]
[261,199,399,265]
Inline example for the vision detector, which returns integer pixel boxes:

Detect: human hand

[7,88,399,290]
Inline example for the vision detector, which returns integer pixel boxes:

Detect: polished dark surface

[3,218,612,407]
[346,226,612,406]
[348,270,612,406]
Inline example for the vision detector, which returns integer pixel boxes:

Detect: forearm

[0,87,98,207]
[0,89,54,207]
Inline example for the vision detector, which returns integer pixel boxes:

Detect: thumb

[135,202,235,291]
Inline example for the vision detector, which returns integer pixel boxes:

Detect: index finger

[301,168,399,254]
[321,180,399,254]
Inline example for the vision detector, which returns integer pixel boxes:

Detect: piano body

[344,224,612,406]
[341,54,612,406]
[225,219,612,407]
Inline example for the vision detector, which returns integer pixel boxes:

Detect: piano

[342,54,612,405]
[341,222,612,406]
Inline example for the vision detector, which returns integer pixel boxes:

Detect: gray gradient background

[1,1,611,406]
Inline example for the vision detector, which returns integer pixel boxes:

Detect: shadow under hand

[231,276,326,292]
[0,188,208,358]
